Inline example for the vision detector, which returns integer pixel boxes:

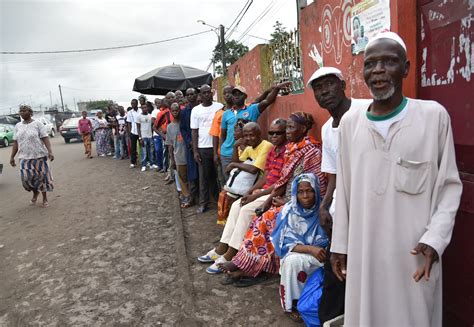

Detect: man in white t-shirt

[137,104,154,172]
[191,84,224,213]
[126,99,142,168]
[307,66,371,324]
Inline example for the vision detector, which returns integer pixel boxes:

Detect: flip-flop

[30,199,37,206]
[287,311,304,323]
[233,274,269,288]
[42,201,49,208]
[220,274,240,285]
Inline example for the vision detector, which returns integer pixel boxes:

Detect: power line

[226,0,251,33]
[225,0,253,41]
[1,30,213,55]
[237,0,277,43]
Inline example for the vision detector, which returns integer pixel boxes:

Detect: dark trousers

[197,148,218,207]
[163,138,170,172]
[318,260,346,324]
[130,133,139,165]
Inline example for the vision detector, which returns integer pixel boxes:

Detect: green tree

[85,100,112,111]
[211,40,249,76]
[270,21,290,44]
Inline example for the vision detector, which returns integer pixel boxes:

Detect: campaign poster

[351,0,391,55]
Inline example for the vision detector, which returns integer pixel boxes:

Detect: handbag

[224,160,259,196]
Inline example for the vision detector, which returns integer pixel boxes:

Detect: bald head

[243,122,263,148]
[200,84,213,105]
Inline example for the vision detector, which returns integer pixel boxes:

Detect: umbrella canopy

[133,64,213,95]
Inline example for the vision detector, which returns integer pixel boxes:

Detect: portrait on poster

[351,0,391,54]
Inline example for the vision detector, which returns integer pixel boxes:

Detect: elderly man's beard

[369,81,395,101]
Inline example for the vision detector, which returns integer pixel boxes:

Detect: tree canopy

[211,39,249,75]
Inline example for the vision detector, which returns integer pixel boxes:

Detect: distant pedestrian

[78,111,93,159]
[137,103,153,172]
[191,84,223,213]
[9,105,54,208]
[94,111,113,157]
[126,99,142,168]
[151,98,162,170]
[155,92,176,179]
[115,106,128,159]
[166,103,192,207]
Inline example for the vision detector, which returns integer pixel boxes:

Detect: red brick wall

[219,0,418,142]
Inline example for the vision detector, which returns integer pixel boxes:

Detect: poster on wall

[351,0,391,55]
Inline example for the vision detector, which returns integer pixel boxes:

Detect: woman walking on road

[9,105,54,208]
[94,111,113,157]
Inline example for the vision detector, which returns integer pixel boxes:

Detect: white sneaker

[151,164,158,169]
[141,167,146,172]
[197,248,220,263]
[130,164,136,168]
[206,256,228,274]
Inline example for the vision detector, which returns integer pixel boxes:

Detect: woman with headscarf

[9,105,54,207]
[94,111,113,157]
[218,112,326,286]
[271,173,328,320]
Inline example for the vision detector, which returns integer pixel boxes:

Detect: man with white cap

[330,31,462,326]
[307,66,370,323]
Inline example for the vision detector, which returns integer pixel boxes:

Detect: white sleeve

[419,108,463,256]
[38,121,48,138]
[190,109,198,129]
[321,123,337,174]
[330,120,350,254]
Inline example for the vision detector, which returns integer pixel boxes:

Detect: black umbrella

[133,64,213,95]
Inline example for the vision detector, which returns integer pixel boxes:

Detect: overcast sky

[0,0,300,114]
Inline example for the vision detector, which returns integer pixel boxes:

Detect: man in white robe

[330,32,463,326]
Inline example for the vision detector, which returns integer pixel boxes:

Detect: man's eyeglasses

[268,131,285,136]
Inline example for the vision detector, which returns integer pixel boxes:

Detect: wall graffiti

[321,0,353,64]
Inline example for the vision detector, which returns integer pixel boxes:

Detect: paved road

[0,137,298,326]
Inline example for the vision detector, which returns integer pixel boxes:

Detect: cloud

[0,0,296,114]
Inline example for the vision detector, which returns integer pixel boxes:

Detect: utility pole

[73,97,77,111]
[58,84,65,112]
[219,24,226,74]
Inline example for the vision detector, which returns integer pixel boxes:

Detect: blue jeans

[153,135,164,169]
[140,137,152,167]
[115,134,127,158]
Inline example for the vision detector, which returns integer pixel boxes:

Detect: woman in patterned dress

[219,112,327,286]
[9,105,54,207]
[94,111,113,156]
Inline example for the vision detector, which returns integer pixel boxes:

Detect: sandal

[287,311,304,323]
[233,274,269,288]
[180,201,192,209]
[42,201,49,208]
[220,274,240,285]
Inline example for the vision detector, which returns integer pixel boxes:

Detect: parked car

[37,116,56,137]
[0,115,19,127]
[0,124,14,147]
[60,117,94,143]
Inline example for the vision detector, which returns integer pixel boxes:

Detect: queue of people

[8,32,462,326]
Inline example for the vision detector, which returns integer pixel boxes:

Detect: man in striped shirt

[197,118,288,272]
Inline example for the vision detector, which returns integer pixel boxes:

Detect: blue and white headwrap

[271,173,329,259]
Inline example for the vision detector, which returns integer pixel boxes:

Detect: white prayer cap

[307,67,344,87]
[365,31,407,53]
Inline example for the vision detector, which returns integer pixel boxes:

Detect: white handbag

[224,160,259,196]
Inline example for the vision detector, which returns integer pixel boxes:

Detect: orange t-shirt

[209,109,224,137]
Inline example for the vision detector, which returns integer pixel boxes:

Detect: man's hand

[48,152,55,162]
[241,193,257,206]
[271,195,286,207]
[411,243,439,282]
[213,152,220,166]
[225,162,235,174]
[9,157,16,167]
[139,139,144,146]
[193,151,201,163]
[171,161,176,170]
[309,246,327,262]
[330,253,347,282]
[319,207,333,236]
[234,138,246,148]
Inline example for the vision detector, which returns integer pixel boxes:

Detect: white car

[37,117,56,137]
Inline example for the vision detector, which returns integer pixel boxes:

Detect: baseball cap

[306,67,344,87]
[232,85,247,95]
